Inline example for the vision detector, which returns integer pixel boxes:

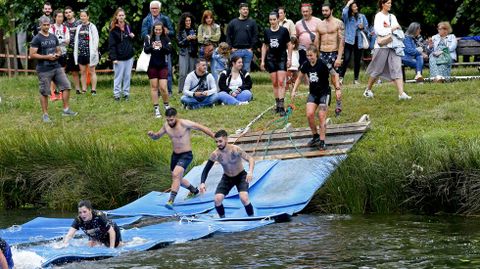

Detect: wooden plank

[252,148,349,160]
[243,138,355,153]
[230,121,370,140]
[230,125,369,144]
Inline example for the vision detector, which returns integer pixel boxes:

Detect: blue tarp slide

[107,160,278,217]
[0,216,141,245]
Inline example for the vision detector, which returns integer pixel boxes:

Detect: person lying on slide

[62,200,122,248]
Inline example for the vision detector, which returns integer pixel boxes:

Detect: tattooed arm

[238,146,254,183]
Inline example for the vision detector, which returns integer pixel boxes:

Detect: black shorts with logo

[170,151,193,171]
[215,170,249,195]
[307,93,331,106]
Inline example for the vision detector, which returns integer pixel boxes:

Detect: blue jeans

[217,90,252,105]
[402,54,424,73]
[113,58,134,98]
[180,93,219,109]
[231,49,253,72]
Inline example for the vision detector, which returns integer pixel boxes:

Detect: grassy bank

[1,68,480,213]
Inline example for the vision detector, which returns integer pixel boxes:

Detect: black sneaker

[319,140,327,150]
[123,95,129,101]
[279,107,286,117]
[76,90,81,95]
[335,107,342,117]
[114,97,120,102]
[91,90,97,96]
[307,137,320,147]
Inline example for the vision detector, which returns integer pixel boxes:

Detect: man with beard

[199,130,255,218]
[314,3,345,117]
[147,107,215,209]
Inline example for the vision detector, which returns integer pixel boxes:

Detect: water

[3,211,479,269]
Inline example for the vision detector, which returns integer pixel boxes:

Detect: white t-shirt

[373,12,399,48]
[228,75,243,91]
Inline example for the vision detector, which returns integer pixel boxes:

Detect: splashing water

[11,246,44,269]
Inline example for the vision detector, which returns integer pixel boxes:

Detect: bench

[403,38,480,81]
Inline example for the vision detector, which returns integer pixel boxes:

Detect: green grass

[1,67,480,213]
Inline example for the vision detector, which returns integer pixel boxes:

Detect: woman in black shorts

[144,22,171,118]
[291,45,331,150]
[261,11,292,116]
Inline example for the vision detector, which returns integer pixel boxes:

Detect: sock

[187,185,199,195]
[168,191,177,203]
[313,133,320,139]
[244,203,254,216]
[63,107,69,112]
[336,100,342,109]
[215,204,225,218]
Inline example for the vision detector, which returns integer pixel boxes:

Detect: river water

[2,210,479,268]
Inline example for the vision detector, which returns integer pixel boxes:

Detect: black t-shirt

[30,33,60,72]
[65,19,81,50]
[300,59,331,96]
[263,26,290,57]
[71,210,113,242]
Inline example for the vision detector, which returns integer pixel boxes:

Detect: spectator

[0,237,13,269]
[295,3,321,66]
[428,21,457,82]
[64,6,81,94]
[109,8,135,101]
[218,55,253,105]
[286,36,300,91]
[177,12,198,94]
[227,3,258,72]
[278,6,296,38]
[30,16,78,123]
[401,22,426,82]
[181,58,218,109]
[141,1,175,95]
[49,9,70,101]
[144,22,172,118]
[261,11,292,116]
[198,10,221,63]
[74,9,99,95]
[363,0,412,100]
[340,0,369,85]
[211,42,230,82]
[33,2,53,37]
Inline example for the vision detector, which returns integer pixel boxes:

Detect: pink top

[295,16,322,50]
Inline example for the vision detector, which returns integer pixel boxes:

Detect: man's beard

[168,121,177,128]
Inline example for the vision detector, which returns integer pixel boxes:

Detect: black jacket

[218,69,252,93]
[143,35,171,69]
[108,25,134,61]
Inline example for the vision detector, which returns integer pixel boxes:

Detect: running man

[314,3,345,117]
[291,45,331,150]
[199,130,255,218]
[63,200,122,248]
[147,107,215,209]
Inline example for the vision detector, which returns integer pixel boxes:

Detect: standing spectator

[144,22,172,118]
[428,21,457,82]
[227,3,258,72]
[261,11,292,116]
[218,55,253,105]
[278,6,296,38]
[295,3,322,66]
[402,22,426,82]
[49,9,70,101]
[109,8,135,101]
[177,12,198,94]
[141,1,175,95]
[181,58,218,109]
[363,0,411,100]
[198,10,221,63]
[286,36,300,91]
[64,6,81,94]
[74,10,99,95]
[340,0,369,85]
[33,2,53,37]
[211,42,230,82]
[0,237,13,269]
[30,16,78,123]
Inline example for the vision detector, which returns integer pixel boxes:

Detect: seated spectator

[401,22,426,82]
[217,55,253,105]
[181,58,218,109]
[428,21,457,82]
[211,42,230,82]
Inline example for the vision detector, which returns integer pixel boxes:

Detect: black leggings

[340,42,363,80]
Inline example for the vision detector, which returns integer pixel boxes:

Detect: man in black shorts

[291,45,331,150]
[200,130,255,218]
[147,107,215,209]
[62,200,121,248]
[30,15,78,123]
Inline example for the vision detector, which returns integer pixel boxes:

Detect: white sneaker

[398,92,412,100]
[339,77,344,85]
[154,108,162,118]
[354,80,360,85]
[238,101,249,106]
[363,89,374,98]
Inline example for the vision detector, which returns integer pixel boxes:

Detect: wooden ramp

[229,115,371,160]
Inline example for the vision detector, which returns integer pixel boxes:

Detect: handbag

[136,50,151,72]
[360,31,370,49]
[435,48,451,65]
[377,14,392,46]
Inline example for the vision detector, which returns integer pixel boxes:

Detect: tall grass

[1,67,480,213]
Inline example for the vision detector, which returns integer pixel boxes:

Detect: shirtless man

[147,107,215,209]
[199,130,255,218]
[314,3,345,116]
